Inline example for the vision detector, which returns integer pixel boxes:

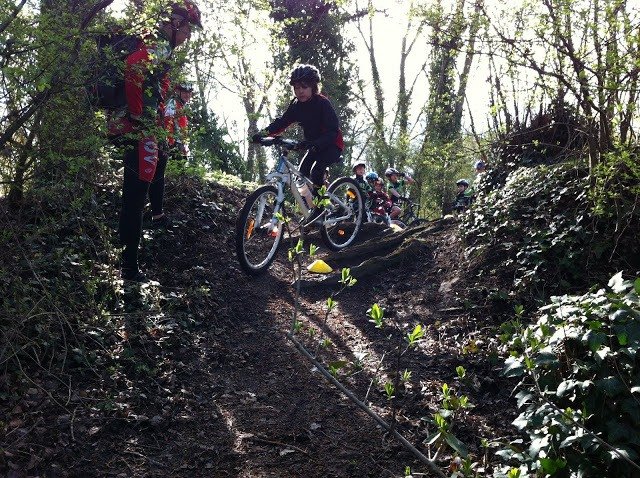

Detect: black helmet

[365,172,379,183]
[289,64,321,85]
[385,167,400,177]
[456,179,469,187]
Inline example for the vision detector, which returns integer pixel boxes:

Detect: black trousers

[299,145,341,191]
[115,138,148,274]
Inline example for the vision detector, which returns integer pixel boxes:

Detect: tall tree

[354,1,428,173]
[204,0,282,181]
[417,0,483,215]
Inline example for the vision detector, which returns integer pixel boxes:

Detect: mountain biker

[108,0,202,282]
[467,158,488,201]
[148,81,194,229]
[385,167,414,219]
[252,64,344,224]
[452,178,472,214]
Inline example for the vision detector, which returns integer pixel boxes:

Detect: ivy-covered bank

[461,162,639,302]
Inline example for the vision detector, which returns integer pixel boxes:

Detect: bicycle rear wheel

[320,177,364,251]
[235,185,283,276]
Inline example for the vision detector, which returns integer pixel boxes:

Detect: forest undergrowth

[0,154,639,477]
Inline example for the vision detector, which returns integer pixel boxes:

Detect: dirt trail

[2,179,517,477]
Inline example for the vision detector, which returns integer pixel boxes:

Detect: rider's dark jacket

[265,94,344,152]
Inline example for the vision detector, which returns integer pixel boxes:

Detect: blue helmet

[456,179,469,187]
[474,160,486,170]
[365,172,379,183]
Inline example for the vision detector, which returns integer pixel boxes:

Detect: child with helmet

[252,64,344,224]
[452,179,472,214]
[369,177,393,224]
[351,160,371,196]
[384,167,415,219]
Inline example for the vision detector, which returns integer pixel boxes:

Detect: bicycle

[235,136,365,276]
[394,197,428,228]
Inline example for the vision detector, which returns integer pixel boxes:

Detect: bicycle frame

[398,199,420,223]
[263,147,354,229]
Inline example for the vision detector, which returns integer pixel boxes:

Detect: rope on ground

[286,332,447,478]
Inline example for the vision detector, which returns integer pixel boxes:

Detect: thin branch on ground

[286,332,447,478]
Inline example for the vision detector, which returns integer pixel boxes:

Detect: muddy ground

[1,177,518,477]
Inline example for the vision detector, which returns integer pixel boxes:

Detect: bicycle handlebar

[254,136,299,150]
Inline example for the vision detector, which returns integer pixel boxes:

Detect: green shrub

[497,272,640,477]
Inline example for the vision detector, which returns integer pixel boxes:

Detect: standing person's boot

[121,245,147,282]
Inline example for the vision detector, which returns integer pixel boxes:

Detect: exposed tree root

[301,221,444,287]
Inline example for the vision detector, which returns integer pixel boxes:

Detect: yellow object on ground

[307,259,333,274]
[390,223,404,232]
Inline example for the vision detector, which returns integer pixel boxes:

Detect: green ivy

[496,272,640,477]
[462,164,596,297]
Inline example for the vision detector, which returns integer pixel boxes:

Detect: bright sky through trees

[107,0,496,147]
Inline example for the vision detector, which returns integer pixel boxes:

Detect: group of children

[352,162,415,221]
[352,158,488,219]
[251,62,487,229]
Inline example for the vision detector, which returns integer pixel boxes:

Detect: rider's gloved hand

[250,130,268,143]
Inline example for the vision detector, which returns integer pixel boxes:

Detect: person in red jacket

[252,64,343,224]
[108,1,202,282]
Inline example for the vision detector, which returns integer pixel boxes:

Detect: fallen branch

[330,222,438,266]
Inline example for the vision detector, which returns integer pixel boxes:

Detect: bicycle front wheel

[320,177,364,251]
[235,185,284,276]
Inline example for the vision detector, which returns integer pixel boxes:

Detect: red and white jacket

[108,37,172,137]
